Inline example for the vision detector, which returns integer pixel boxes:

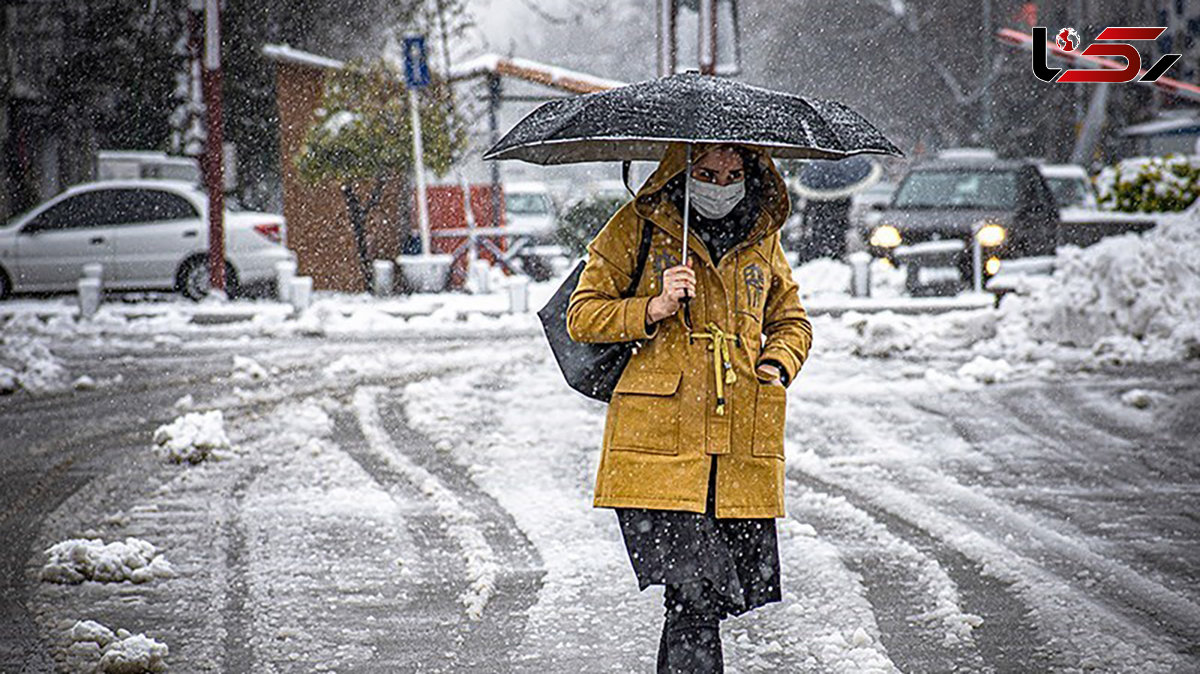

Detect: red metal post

[201,0,225,294]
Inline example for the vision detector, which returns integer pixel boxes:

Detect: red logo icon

[1056,27,1079,51]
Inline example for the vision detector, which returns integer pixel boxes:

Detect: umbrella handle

[680,143,694,332]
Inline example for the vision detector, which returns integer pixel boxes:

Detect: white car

[1037,163,1098,209]
[0,180,292,300]
[503,182,557,241]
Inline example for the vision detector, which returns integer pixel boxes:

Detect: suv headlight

[976,224,1006,247]
[869,225,902,248]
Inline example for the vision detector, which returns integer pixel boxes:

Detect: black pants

[658,578,727,673]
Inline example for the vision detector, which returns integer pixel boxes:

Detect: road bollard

[81,263,103,282]
[275,260,296,303]
[77,278,102,319]
[290,276,313,312]
[848,252,872,298]
[372,260,394,297]
[507,276,529,314]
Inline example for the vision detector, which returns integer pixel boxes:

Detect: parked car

[1037,163,1098,209]
[500,181,560,281]
[863,155,1059,295]
[503,181,558,242]
[0,180,292,301]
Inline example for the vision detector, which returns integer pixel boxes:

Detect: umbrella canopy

[482,71,902,164]
[792,156,883,201]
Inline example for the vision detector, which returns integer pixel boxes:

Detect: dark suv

[863,156,1059,295]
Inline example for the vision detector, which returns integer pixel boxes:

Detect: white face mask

[688,175,745,219]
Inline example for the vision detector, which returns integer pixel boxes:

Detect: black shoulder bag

[537,219,655,403]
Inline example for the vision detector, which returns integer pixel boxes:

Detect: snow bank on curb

[152,410,231,464]
[67,620,169,673]
[0,334,67,394]
[41,538,175,584]
[997,218,1200,362]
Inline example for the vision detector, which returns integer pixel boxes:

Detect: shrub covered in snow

[41,537,175,584]
[152,410,230,463]
[67,620,169,673]
[1096,155,1200,213]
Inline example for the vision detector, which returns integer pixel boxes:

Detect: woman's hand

[646,260,695,324]
[756,363,783,386]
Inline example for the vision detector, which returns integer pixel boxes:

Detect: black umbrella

[793,156,883,201]
[483,71,901,266]
[483,71,901,164]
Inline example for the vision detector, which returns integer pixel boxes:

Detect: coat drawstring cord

[689,322,740,416]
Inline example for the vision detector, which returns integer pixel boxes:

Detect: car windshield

[506,193,550,215]
[1045,177,1090,208]
[892,170,1018,209]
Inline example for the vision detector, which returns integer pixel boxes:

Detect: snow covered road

[2,328,1198,672]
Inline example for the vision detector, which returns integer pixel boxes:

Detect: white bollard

[77,278,102,318]
[848,252,872,298]
[507,276,529,314]
[467,260,492,295]
[81,263,103,282]
[275,260,296,303]
[372,260,394,297]
[290,276,313,312]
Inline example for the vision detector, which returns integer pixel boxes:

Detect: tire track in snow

[353,386,500,620]
[788,387,1197,671]
[785,469,1047,674]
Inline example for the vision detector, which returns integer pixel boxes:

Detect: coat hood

[632,142,792,251]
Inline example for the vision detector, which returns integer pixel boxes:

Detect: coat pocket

[609,369,682,455]
[751,382,787,459]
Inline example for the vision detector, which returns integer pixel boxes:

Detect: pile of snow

[152,410,231,464]
[792,257,906,299]
[830,309,998,359]
[230,355,269,382]
[67,620,169,673]
[997,217,1200,362]
[41,537,175,584]
[0,334,67,394]
[957,355,1013,384]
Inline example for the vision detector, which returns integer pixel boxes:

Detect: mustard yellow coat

[566,142,813,519]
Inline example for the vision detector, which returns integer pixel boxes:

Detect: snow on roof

[1037,164,1088,179]
[449,53,624,93]
[1121,114,1200,137]
[261,44,345,71]
[66,179,203,194]
[503,181,551,194]
[936,147,998,161]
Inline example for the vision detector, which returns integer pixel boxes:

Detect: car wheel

[0,267,11,301]
[176,256,240,301]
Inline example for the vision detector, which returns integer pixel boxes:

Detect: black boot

[658,580,726,673]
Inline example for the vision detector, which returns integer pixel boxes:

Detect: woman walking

[566,141,813,672]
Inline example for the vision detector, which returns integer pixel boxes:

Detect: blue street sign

[403,35,430,89]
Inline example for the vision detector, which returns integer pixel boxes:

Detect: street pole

[200,0,225,295]
[658,0,677,77]
[698,0,717,75]
[488,73,502,229]
[981,0,993,147]
[409,87,431,256]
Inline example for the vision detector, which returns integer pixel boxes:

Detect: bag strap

[622,218,655,298]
